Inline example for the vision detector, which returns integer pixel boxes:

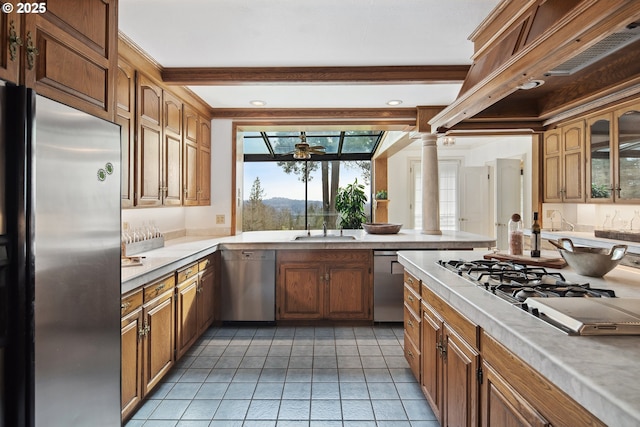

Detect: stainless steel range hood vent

[547,22,640,76]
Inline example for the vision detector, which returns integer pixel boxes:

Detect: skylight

[243,130,385,161]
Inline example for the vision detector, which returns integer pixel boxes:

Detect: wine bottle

[531,212,541,258]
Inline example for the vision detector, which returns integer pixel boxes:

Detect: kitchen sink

[293,234,357,241]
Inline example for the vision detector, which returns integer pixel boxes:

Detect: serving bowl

[362,223,402,234]
[555,238,627,277]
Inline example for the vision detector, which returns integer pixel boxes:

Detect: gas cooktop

[437,259,640,335]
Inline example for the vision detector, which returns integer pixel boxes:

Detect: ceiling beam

[162,65,470,85]
[211,108,417,123]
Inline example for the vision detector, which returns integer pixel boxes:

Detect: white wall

[122,118,235,238]
[386,135,534,231]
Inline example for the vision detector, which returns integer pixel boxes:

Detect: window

[242,131,383,231]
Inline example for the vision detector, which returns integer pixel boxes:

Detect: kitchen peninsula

[398,250,640,427]
[121,229,495,292]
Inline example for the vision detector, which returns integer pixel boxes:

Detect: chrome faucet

[323,221,327,236]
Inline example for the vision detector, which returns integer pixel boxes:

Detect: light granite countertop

[397,249,640,427]
[122,229,495,293]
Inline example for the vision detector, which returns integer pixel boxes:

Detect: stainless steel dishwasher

[373,250,405,322]
[221,250,276,322]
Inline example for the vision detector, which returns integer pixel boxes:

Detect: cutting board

[483,252,567,268]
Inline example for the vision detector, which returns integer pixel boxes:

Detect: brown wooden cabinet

[0,9,20,83]
[543,121,585,203]
[141,275,175,396]
[162,90,183,206]
[197,254,218,333]
[117,58,136,208]
[136,73,164,207]
[175,262,199,359]
[121,289,143,421]
[22,0,118,120]
[420,282,480,427]
[277,250,372,321]
[197,117,212,205]
[481,332,605,427]
[403,270,421,381]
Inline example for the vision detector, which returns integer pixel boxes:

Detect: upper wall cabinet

[117,58,136,208]
[543,121,585,203]
[22,0,118,121]
[0,6,20,83]
[585,103,640,204]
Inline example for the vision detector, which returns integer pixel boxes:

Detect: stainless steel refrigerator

[1,84,121,426]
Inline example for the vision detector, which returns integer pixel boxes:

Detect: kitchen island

[398,249,640,427]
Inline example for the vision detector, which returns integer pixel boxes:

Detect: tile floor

[125,324,438,427]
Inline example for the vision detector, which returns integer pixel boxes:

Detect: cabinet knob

[121,301,131,311]
[155,283,165,293]
[407,350,414,359]
[408,295,414,302]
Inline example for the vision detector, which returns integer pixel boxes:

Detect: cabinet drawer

[121,289,142,317]
[143,274,176,302]
[177,262,198,283]
[404,270,420,293]
[404,332,421,381]
[404,284,421,315]
[198,255,214,272]
[404,303,421,346]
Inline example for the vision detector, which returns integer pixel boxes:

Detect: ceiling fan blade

[309,145,326,150]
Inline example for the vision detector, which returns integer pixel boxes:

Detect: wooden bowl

[362,223,402,234]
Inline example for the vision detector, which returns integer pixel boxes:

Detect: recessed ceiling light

[250,100,266,106]
[386,100,403,106]
[517,80,545,90]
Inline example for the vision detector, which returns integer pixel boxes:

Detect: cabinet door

[142,290,174,395]
[443,327,479,427]
[615,105,640,202]
[163,91,183,206]
[198,118,211,205]
[421,304,443,423]
[176,277,199,360]
[586,114,613,202]
[121,308,143,420]
[136,74,163,207]
[22,0,118,120]
[277,262,324,320]
[117,59,136,208]
[0,11,19,83]
[562,122,585,202]
[325,263,371,320]
[198,267,216,334]
[481,361,549,427]
[543,130,562,202]
[183,106,199,206]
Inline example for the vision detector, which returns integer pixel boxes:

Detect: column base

[421,229,443,235]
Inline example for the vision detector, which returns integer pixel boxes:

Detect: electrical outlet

[216,214,225,224]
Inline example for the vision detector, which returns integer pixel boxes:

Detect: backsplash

[542,203,640,233]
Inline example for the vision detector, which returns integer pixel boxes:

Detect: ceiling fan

[287,134,326,159]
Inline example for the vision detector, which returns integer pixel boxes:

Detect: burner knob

[532,308,540,317]
[521,303,528,311]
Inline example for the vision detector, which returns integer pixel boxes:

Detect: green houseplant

[335,179,368,229]
[375,189,388,200]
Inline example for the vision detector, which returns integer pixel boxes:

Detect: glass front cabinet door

[615,105,640,203]
[586,114,613,202]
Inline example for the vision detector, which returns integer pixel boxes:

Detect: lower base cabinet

[403,267,606,427]
[277,250,372,321]
[121,253,219,422]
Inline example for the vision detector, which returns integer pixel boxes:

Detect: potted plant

[375,189,388,200]
[335,178,368,229]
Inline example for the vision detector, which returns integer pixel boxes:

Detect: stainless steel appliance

[373,250,404,322]
[221,250,276,322]
[1,86,121,426]
[437,259,640,335]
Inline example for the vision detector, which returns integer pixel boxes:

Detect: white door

[494,158,522,250]
[459,166,490,235]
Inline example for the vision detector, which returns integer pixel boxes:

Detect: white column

[420,133,441,235]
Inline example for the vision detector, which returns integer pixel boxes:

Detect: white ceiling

[118,0,501,109]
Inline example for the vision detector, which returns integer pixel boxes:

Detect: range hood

[430,0,640,134]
